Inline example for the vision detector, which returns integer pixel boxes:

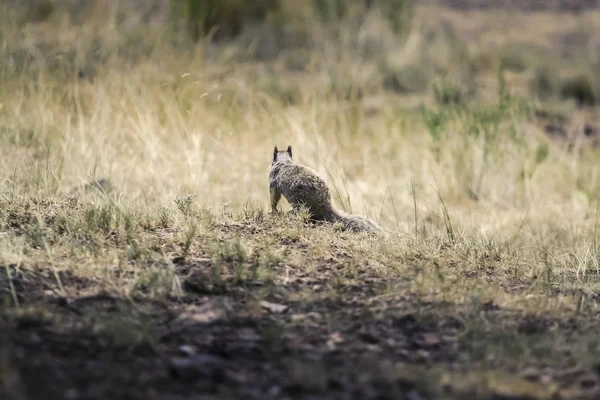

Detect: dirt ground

[2,215,600,400]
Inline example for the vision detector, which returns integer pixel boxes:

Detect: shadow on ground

[2,252,600,400]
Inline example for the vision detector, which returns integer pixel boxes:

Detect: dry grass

[1,1,600,399]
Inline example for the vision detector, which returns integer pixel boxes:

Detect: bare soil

[2,219,600,400]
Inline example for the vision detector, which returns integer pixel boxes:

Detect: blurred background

[0,0,599,234]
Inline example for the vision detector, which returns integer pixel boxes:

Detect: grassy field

[1,1,600,399]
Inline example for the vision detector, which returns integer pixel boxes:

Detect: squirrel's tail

[332,212,387,236]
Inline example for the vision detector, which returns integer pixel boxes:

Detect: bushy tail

[333,212,387,236]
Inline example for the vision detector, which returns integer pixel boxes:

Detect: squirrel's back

[269,146,386,236]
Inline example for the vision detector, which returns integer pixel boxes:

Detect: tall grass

[0,1,599,258]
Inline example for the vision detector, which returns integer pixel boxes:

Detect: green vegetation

[1,1,600,399]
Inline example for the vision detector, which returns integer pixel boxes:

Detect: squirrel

[269,145,386,236]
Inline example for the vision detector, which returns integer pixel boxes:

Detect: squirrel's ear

[287,145,292,158]
[273,146,278,162]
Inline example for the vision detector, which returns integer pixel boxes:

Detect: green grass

[1,1,600,399]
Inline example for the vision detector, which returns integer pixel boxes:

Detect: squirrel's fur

[269,145,385,235]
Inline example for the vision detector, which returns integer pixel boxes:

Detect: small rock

[177,345,198,357]
[291,314,306,322]
[172,298,232,329]
[224,370,247,385]
[326,332,343,350]
[260,301,288,313]
[307,312,323,321]
[521,366,541,378]
[421,333,441,346]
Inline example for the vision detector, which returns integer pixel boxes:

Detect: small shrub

[18,1,54,25]
[433,81,463,106]
[327,68,365,101]
[470,52,497,74]
[560,73,599,106]
[311,0,347,22]
[421,106,447,143]
[174,195,198,218]
[260,79,302,105]
[172,0,280,42]
[499,43,550,73]
[533,103,569,124]
[500,49,528,73]
[312,0,413,33]
[375,0,414,34]
[529,66,559,100]
[382,64,429,94]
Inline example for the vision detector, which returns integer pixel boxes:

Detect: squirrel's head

[272,145,293,164]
